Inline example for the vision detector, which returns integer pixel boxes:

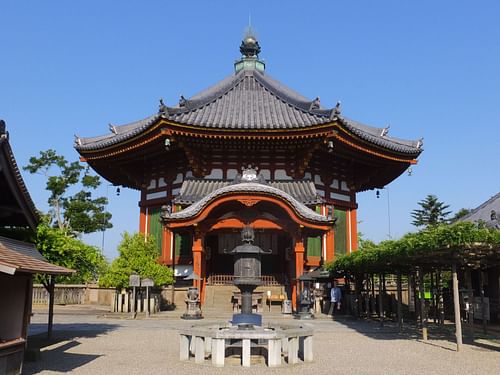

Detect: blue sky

[1,1,499,259]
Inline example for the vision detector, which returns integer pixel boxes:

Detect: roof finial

[240,24,261,58]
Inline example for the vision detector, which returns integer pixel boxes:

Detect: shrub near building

[100,232,173,289]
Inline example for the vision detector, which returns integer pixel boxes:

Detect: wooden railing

[207,274,286,286]
[32,284,85,305]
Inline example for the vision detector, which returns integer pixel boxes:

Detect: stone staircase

[203,284,289,314]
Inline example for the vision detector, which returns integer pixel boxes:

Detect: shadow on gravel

[23,323,118,374]
[331,315,500,353]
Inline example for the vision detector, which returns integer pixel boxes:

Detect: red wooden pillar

[161,226,173,264]
[139,206,147,234]
[325,227,335,262]
[192,231,205,304]
[292,237,305,311]
[350,209,358,251]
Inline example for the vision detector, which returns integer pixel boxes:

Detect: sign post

[129,274,141,319]
[142,278,154,318]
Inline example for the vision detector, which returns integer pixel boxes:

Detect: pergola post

[378,273,384,327]
[430,271,436,324]
[465,268,474,341]
[364,274,370,317]
[452,262,463,351]
[47,275,55,340]
[479,270,487,334]
[371,273,376,316]
[418,268,428,341]
[396,271,403,332]
[436,269,444,325]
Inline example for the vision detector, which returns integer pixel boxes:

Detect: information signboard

[129,274,141,287]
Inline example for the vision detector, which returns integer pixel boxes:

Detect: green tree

[411,194,452,227]
[36,220,107,285]
[451,208,471,222]
[23,149,112,234]
[99,232,173,289]
[357,232,377,251]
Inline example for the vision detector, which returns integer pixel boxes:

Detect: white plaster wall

[275,169,292,180]
[227,169,238,179]
[205,169,223,179]
[260,169,271,180]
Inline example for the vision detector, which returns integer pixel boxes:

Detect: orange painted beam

[210,217,283,231]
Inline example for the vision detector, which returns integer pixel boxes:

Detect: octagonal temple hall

[75,31,422,309]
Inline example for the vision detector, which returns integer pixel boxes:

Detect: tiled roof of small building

[0,236,74,275]
[174,179,322,205]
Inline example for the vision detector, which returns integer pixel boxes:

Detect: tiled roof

[458,192,500,229]
[75,68,422,156]
[174,179,322,205]
[0,236,73,275]
[165,182,332,224]
[0,122,38,229]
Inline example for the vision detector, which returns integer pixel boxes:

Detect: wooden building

[0,121,72,375]
[75,32,422,308]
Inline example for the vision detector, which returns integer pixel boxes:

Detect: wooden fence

[32,284,86,305]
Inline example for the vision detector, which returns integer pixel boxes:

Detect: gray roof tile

[75,68,422,156]
[174,179,322,205]
[167,182,330,224]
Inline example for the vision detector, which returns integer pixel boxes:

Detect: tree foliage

[411,194,451,227]
[23,149,112,234]
[326,222,500,274]
[451,208,471,222]
[99,232,173,289]
[35,221,107,285]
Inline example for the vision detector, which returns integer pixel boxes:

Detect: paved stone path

[23,305,500,374]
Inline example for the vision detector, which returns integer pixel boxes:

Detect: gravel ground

[23,306,500,375]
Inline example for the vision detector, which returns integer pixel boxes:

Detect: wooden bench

[266,294,286,311]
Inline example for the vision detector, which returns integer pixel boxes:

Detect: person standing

[329,281,342,316]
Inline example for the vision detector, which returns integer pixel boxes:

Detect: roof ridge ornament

[109,123,117,134]
[309,97,321,111]
[74,135,82,146]
[0,120,8,140]
[232,165,268,185]
[417,138,424,149]
[380,125,390,137]
[179,95,188,108]
[329,101,342,120]
[158,98,169,115]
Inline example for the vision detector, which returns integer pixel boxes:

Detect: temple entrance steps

[203,284,289,313]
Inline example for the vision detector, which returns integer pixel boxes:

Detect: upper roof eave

[75,70,422,158]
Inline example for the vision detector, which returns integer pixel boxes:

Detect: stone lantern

[297,272,314,319]
[226,226,271,327]
[181,271,203,320]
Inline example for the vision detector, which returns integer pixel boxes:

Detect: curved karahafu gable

[162,182,334,226]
